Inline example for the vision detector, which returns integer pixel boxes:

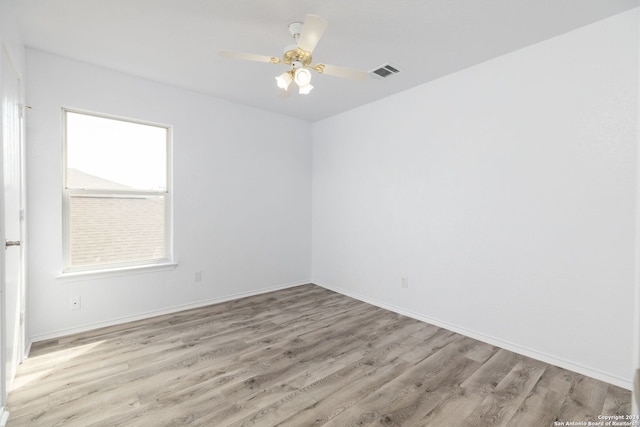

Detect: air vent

[369,62,400,79]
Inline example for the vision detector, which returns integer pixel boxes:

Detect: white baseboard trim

[315,281,632,391]
[28,280,310,345]
[24,339,32,360]
[0,408,9,427]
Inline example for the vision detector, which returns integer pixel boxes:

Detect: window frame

[61,107,173,274]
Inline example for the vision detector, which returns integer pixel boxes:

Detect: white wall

[0,1,25,71]
[26,50,312,341]
[312,9,638,388]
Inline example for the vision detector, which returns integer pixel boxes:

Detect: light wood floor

[7,284,630,426]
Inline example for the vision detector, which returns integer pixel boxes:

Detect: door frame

[635,16,640,414]
[0,43,8,427]
[0,43,25,426]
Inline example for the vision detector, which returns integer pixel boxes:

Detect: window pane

[66,112,167,192]
[69,194,166,267]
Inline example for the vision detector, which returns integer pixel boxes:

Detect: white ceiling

[17,0,639,121]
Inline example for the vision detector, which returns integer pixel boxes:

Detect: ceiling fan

[220,14,370,95]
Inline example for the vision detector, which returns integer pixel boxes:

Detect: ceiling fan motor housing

[283,46,313,67]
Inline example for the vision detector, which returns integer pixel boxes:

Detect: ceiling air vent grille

[369,62,400,79]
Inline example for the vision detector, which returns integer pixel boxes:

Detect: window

[63,109,172,272]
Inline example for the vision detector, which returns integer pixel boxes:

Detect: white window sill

[56,262,178,281]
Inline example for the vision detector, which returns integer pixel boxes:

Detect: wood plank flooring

[6,284,631,426]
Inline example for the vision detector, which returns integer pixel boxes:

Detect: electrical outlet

[71,296,81,310]
[194,271,202,282]
[401,277,409,288]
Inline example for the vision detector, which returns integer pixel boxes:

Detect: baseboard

[314,281,633,391]
[24,339,32,360]
[0,408,9,427]
[28,280,310,345]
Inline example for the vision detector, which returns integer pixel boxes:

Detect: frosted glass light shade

[298,84,314,95]
[275,72,293,90]
[294,68,312,86]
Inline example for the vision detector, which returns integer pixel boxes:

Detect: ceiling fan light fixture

[294,68,312,87]
[221,14,369,98]
[298,83,314,95]
[275,71,293,90]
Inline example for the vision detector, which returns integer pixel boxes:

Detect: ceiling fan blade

[315,63,369,81]
[219,51,281,64]
[297,14,328,53]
